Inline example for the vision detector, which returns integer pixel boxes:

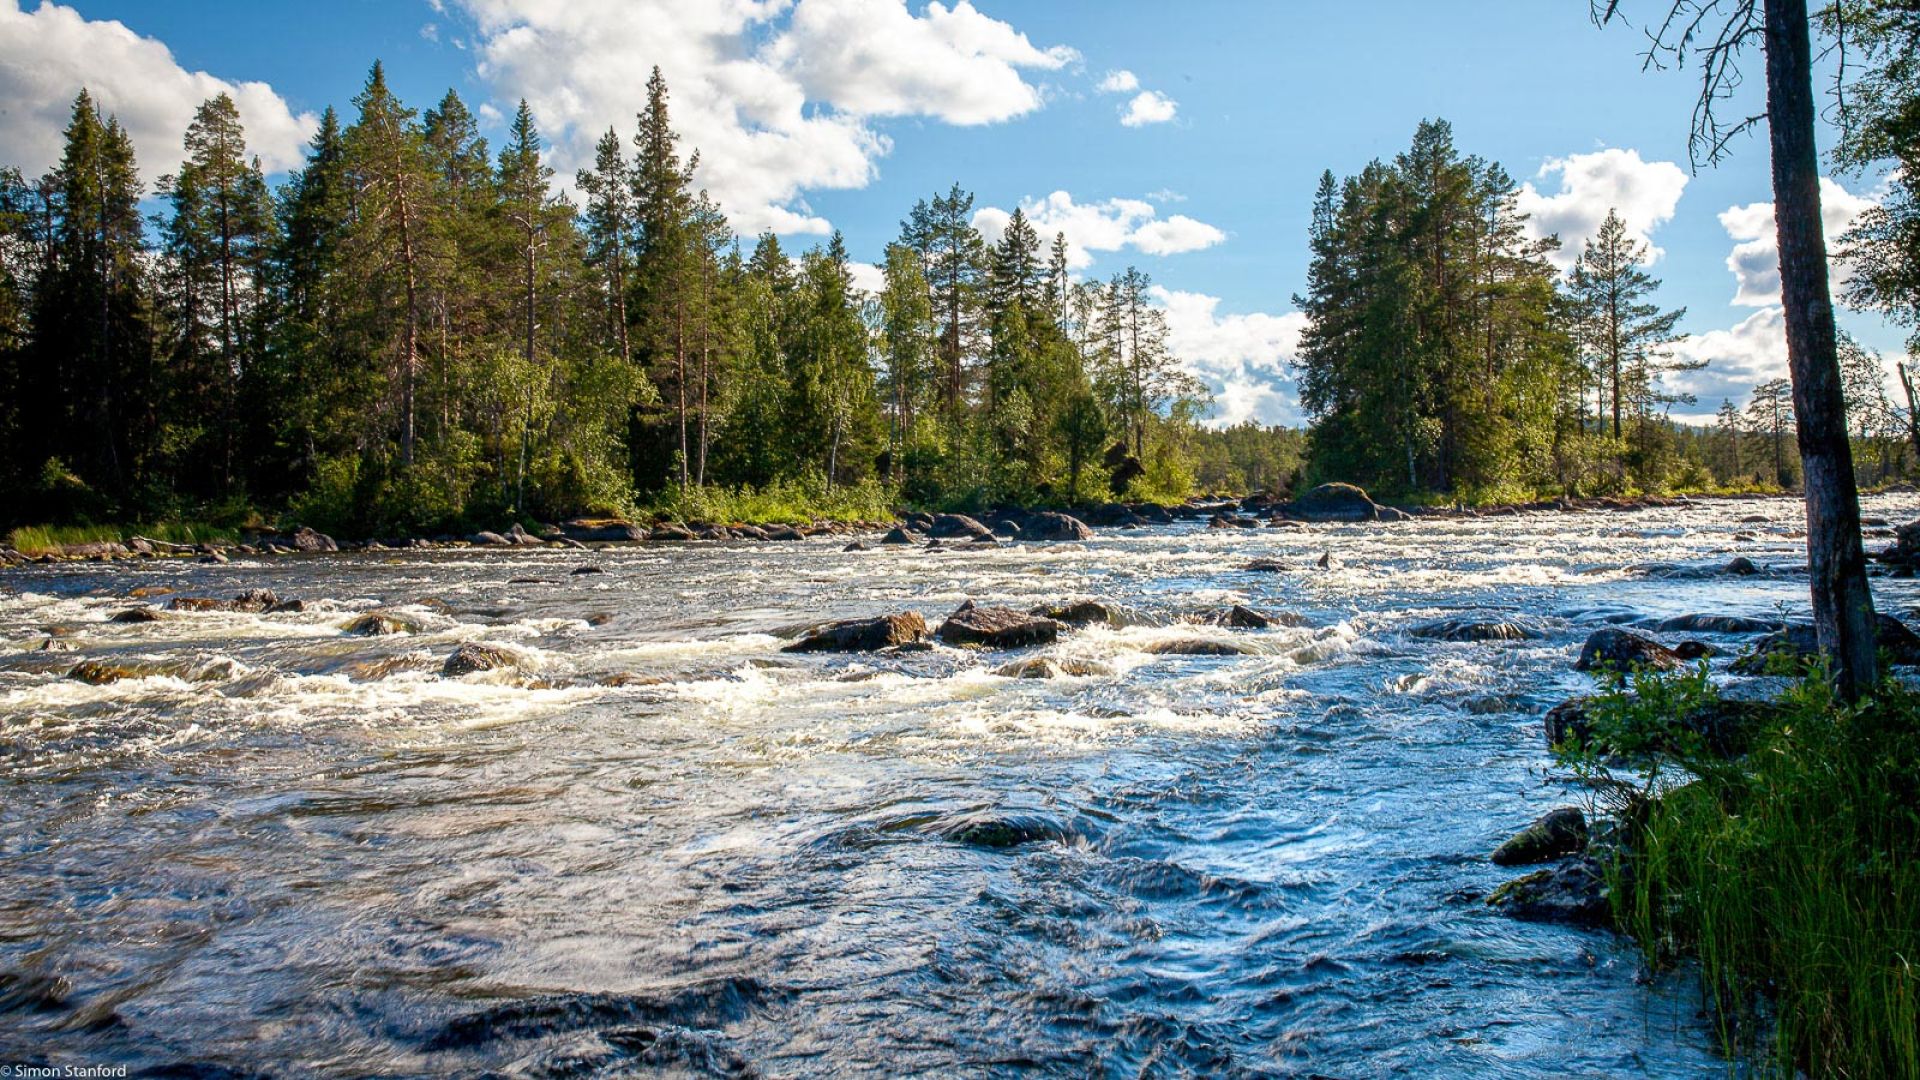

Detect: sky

[0,0,1903,427]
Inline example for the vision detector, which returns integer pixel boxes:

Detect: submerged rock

[1652,613,1780,635]
[1491,807,1588,867]
[1028,600,1120,627]
[109,606,164,623]
[1409,617,1538,642]
[570,565,604,575]
[1243,559,1288,573]
[936,601,1060,648]
[443,642,520,677]
[929,810,1071,848]
[1575,628,1683,673]
[1142,638,1253,656]
[1487,857,1608,925]
[1722,555,1762,575]
[994,656,1114,679]
[783,612,929,652]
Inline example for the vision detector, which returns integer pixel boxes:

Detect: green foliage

[643,474,896,526]
[1560,669,1920,1077]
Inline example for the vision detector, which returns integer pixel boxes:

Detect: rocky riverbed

[2,492,1915,1076]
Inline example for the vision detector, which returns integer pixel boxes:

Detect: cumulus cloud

[455,0,1074,235]
[1719,177,1880,307]
[1152,286,1307,426]
[1516,148,1689,271]
[0,0,317,179]
[1119,90,1177,127]
[1667,307,1790,418]
[973,190,1224,269]
[1096,69,1138,93]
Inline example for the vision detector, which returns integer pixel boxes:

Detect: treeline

[0,63,1237,534]
[1293,119,1915,501]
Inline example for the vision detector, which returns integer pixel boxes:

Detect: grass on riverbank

[639,476,899,527]
[1565,669,1920,1077]
[4,521,240,555]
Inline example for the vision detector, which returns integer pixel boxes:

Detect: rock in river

[443,642,521,677]
[1652,613,1780,635]
[1731,612,1920,673]
[936,601,1060,648]
[1487,857,1608,925]
[344,611,419,636]
[1575,627,1682,673]
[1491,807,1588,867]
[783,612,928,652]
[927,513,993,540]
[1284,482,1380,522]
[1409,617,1538,642]
[995,656,1114,679]
[1019,511,1094,541]
[291,526,337,553]
[1028,600,1120,627]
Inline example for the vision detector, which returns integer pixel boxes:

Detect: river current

[3,494,1914,1078]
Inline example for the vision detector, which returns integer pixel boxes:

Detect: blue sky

[0,0,1900,425]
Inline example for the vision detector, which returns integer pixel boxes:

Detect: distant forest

[0,63,1912,533]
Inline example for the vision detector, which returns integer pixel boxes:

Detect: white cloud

[455,0,1074,235]
[1096,69,1138,93]
[973,190,1225,269]
[1667,306,1789,418]
[1119,89,1177,127]
[0,0,318,179]
[1516,148,1689,271]
[846,259,885,296]
[1152,285,1307,426]
[1719,177,1880,307]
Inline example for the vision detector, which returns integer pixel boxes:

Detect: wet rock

[1487,857,1608,925]
[784,612,929,652]
[1028,600,1120,627]
[1243,559,1288,572]
[649,523,698,542]
[1652,613,1780,635]
[992,519,1023,538]
[1142,638,1253,656]
[343,611,418,636]
[880,526,920,545]
[506,523,542,546]
[291,526,337,553]
[570,565,604,575]
[443,642,521,677]
[200,551,229,564]
[1208,604,1304,629]
[1021,511,1093,541]
[1491,807,1588,867]
[1575,628,1683,673]
[1209,514,1262,529]
[927,513,994,540]
[1409,617,1538,642]
[169,589,283,614]
[994,656,1114,679]
[969,533,999,545]
[929,810,1071,848]
[1731,613,1920,673]
[936,601,1060,648]
[1672,640,1718,660]
[585,613,615,626]
[561,520,648,543]
[1722,555,1762,575]
[468,530,512,546]
[68,659,157,684]
[1543,692,1777,756]
[109,606,164,623]
[762,524,805,541]
[842,541,870,552]
[1376,505,1413,522]
[62,540,129,559]
[507,577,553,585]
[1285,482,1380,522]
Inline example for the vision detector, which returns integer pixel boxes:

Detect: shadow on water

[1,494,1910,1076]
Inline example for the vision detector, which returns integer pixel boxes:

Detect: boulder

[1285,482,1379,522]
[63,540,128,558]
[1028,600,1119,627]
[1722,555,1762,575]
[506,523,542,546]
[1732,613,1920,673]
[570,565,604,576]
[762,524,805,541]
[927,513,994,540]
[1243,559,1288,573]
[650,523,698,542]
[1408,617,1538,642]
[1575,627,1683,673]
[842,541,870,552]
[343,611,418,636]
[1487,857,1608,925]
[1543,693,1776,756]
[561,520,648,543]
[992,519,1023,538]
[783,612,928,652]
[880,526,920,545]
[1673,640,1718,660]
[1491,807,1588,867]
[109,606,164,623]
[936,601,1061,648]
[468,530,512,546]
[1021,511,1094,541]
[1205,604,1306,629]
[1652,613,1780,635]
[291,527,337,553]
[443,642,521,677]
[1376,505,1413,522]
[928,810,1071,848]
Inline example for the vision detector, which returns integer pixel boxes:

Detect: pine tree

[631,66,698,486]
[900,183,984,414]
[577,127,634,364]
[1566,209,1691,451]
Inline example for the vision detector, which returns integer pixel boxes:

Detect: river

[3,494,1912,1077]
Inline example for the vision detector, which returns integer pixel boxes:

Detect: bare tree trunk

[1898,362,1920,464]
[1766,0,1877,699]
[675,298,688,487]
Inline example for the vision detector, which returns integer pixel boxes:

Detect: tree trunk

[1897,362,1920,464]
[1765,0,1877,699]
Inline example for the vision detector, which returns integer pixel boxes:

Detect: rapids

[3,494,1914,1076]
